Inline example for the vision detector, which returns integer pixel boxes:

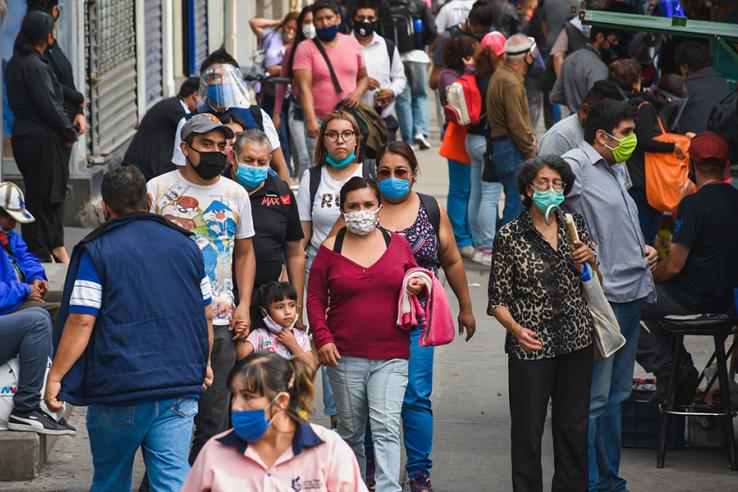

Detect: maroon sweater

[307,233,418,359]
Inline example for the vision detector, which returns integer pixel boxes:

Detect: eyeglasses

[377,167,410,179]
[530,179,565,192]
[324,130,356,142]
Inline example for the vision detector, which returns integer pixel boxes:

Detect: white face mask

[344,208,380,235]
[263,313,297,335]
[302,23,316,40]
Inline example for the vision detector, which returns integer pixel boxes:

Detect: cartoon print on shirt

[162,195,201,230]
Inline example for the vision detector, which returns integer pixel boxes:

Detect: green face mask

[604,132,638,163]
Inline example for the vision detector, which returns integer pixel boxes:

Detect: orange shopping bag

[644,116,691,212]
[439,121,470,164]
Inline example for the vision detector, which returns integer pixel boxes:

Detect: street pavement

[2,122,738,491]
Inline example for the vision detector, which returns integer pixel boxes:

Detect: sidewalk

[2,114,737,491]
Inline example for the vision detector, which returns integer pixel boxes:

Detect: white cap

[0,182,34,223]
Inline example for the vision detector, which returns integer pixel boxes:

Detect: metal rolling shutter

[85,0,138,158]
[188,0,208,75]
[144,0,163,107]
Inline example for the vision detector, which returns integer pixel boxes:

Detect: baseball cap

[690,132,728,165]
[180,113,235,142]
[481,31,507,57]
[0,182,34,223]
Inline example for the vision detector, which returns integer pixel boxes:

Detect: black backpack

[378,0,421,54]
[708,91,738,145]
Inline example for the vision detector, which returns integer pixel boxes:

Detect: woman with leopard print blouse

[487,156,598,492]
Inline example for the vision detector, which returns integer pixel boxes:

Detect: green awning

[581,10,738,63]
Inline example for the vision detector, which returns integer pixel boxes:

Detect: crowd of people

[0,0,737,491]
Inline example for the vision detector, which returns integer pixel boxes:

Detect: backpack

[708,91,738,146]
[417,192,441,238]
[443,73,482,126]
[378,0,421,54]
[308,161,377,214]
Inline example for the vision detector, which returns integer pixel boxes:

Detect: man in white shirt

[434,0,475,34]
[148,113,257,462]
[353,1,407,141]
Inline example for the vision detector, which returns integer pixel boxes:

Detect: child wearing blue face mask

[238,282,314,370]
[183,351,367,491]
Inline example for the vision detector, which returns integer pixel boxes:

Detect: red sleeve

[307,248,334,348]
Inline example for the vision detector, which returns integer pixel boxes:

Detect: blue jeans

[588,299,642,492]
[491,137,525,225]
[396,61,430,143]
[447,159,473,248]
[0,308,52,413]
[306,244,337,417]
[629,188,662,246]
[402,328,435,476]
[328,356,408,492]
[87,397,198,492]
[466,133,503,250]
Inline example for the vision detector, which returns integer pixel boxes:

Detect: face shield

[198,64,252,113]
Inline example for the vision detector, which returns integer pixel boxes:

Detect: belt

[489,135,510,142]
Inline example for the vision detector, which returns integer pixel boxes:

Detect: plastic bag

[581,272,626,358]
[0,356,61,430]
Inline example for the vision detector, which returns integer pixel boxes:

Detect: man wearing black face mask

[352,0,407,142]
[147,113,257,462]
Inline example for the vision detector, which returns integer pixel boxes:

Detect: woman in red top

[307,177,422,492]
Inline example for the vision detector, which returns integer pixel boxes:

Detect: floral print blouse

[487,211,595,360]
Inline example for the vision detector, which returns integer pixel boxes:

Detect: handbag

[439,121,470,164]
[564,213,626,358]
[643,106,692,212]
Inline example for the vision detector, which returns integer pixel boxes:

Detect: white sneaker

[471,248,492,266]
[459,245,475,259]
[415,133,431,150]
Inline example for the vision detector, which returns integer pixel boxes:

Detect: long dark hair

[14,11,54,56]
[285,4,314,78]
[228,352,315,421]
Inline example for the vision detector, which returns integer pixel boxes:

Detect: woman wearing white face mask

[183,351,366,491]
[296,110,374,428]
[275,5,316,180]
[307,177,423,492]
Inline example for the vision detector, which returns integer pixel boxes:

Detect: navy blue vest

[56,214,209,406]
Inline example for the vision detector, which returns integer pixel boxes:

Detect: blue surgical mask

[236,163,268,189]
[378,177,410,200]
[531,188,565,213]
[326,151,356,169]
[206,84,238,109]
[316,25,339,42]
[231,394,281,443]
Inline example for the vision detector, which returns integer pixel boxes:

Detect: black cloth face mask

[190,148,227,180]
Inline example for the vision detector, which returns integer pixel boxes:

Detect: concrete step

[0,408,73,481]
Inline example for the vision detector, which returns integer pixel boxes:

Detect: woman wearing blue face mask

[183,351,367,491]
[230,129,305,339]
[366,142,477,491]
[295,111,374,429]
[487,156,599,492]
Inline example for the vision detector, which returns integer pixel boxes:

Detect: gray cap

[180,113,235,141]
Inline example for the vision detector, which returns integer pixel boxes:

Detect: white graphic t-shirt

[296,165,364,250]
[147,170,255,325]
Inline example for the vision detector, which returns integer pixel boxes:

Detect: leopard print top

[487,211,595,360]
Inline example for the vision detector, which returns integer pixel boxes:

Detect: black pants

[637,283,695,379]
[12,133,69,261]
[189,324,236,464]
[509,345,593,492]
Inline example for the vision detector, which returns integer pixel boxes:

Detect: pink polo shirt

[292,33,365,119]
[183,422,368,492]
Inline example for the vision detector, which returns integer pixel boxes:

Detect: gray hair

[233,128,271,156]
[504,34,535,61]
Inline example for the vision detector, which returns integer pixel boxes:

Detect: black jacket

[122,97,188,181]
[45,41,84,120]
[5,49,77,142]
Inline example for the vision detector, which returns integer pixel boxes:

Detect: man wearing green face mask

[562,99,658,492]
